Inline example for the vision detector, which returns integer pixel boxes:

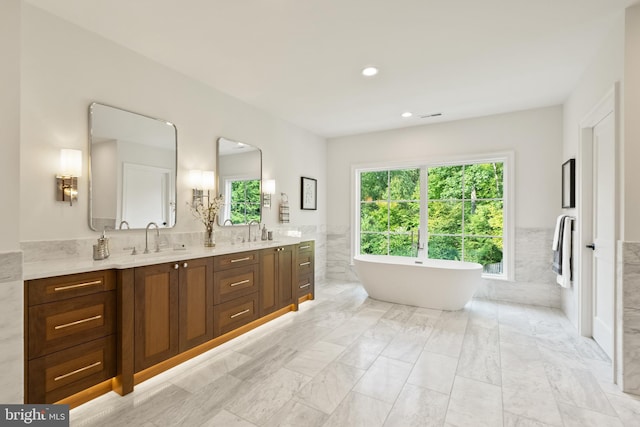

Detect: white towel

[556,217,573,288]
[552,215,567,250]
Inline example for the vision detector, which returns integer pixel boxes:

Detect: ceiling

[25,0,636,138]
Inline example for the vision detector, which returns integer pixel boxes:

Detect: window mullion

[421,166,428,259]
[461,164,465,262]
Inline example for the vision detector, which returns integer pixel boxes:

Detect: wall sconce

[262,179,276,209]
[56,149,82,206]
[190,169,215,205]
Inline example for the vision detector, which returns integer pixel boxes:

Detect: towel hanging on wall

[552,216,573,288]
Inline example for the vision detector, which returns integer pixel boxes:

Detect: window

[360,169,421,256]
[356,156,509,278]
[223,178,261,224]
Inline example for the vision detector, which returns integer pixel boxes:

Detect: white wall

[328,106,562,229]
[561,13,624,327]
[0,0,24,405]
[624,5,640,241]
[0,0,21,251]
[20,4,326,242]
[327,106,564,307]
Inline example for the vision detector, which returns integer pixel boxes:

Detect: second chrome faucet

[145,222,160,254]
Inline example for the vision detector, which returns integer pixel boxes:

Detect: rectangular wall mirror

[89,103,177,230]
[217,137,262,226]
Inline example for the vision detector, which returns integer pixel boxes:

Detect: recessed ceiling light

[361,66,379,77]
[401,112,413,118]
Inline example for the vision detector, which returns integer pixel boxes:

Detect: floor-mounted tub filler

[353,255,483,310]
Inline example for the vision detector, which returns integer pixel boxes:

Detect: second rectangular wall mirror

[216,137,262,226]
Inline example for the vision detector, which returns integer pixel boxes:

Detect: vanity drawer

[28,270,116,305]
[213,293,259,337]
[28,335,115,404]
[28,291,116,359]
[214,251,259,271]
[296,273,314,297]
[296,253,314,276]
[214,264,259,304]
[297,241,314,255]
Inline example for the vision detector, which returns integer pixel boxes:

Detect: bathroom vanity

[23,239,315,406]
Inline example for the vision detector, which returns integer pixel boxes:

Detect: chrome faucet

[144,222,160,254]
[248,220,260,242]
[223,219,234,226]
[118,220,130,230]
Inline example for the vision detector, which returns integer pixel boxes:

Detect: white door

[121,163,171,228]
[591,112,615,359]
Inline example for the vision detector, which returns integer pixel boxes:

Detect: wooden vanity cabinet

[259,245,295,316]
[25,270,117,404]
[134,257,213,373]
[295,241,315,301]
[25,240,315,406]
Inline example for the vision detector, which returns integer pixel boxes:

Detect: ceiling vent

[419,113,443,119]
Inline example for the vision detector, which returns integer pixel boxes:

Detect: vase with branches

[188,194,224,247]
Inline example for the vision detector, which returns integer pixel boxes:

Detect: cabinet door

[134,263,179,372]
[179,257,214,352]
[260,246,295,316]
[259,248,278,317]
[278,245,294,308]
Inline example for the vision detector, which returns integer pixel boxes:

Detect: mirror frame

[216,137,262,226]
[88,102,178,231]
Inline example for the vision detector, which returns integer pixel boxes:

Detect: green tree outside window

[359,162,504,274]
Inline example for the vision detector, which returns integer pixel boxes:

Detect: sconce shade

[189,170,203,188]
[60,149,82,177]
[202,170,216,190]
[263,179,276,194]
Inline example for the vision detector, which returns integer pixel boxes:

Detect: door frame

[577,83,619,369]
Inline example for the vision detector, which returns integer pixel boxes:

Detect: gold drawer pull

[54,280,102,292]
[54,361,102,382]
[230,309,251,319]
[54,315,102,330]
[299,262,311,266]
[230,279,250,287]
[299,245,311,250]
[230,257,252,263]
[300,283,311,289]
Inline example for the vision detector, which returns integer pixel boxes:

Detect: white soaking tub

[353,255,483,310]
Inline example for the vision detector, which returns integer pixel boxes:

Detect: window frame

[352,152,514,281]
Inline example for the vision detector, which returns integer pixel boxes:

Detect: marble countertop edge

[23,237,305,281]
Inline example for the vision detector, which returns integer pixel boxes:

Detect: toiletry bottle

[261,224,268,240]
[93,230,110,260]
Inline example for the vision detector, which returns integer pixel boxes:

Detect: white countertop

[23,237,304,281]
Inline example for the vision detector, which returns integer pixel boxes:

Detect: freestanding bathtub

[353,255,483,310]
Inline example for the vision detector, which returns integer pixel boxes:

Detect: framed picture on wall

[562,158,575,208]
[301,177,317,210]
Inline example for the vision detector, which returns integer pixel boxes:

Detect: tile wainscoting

[326,226,561,308]
[0,250,23,403]
[620,241,640,394]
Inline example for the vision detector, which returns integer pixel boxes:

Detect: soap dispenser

[261,224,268,241]
[93,229,110,260]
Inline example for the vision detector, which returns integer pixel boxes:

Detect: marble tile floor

[70,280,640,427]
